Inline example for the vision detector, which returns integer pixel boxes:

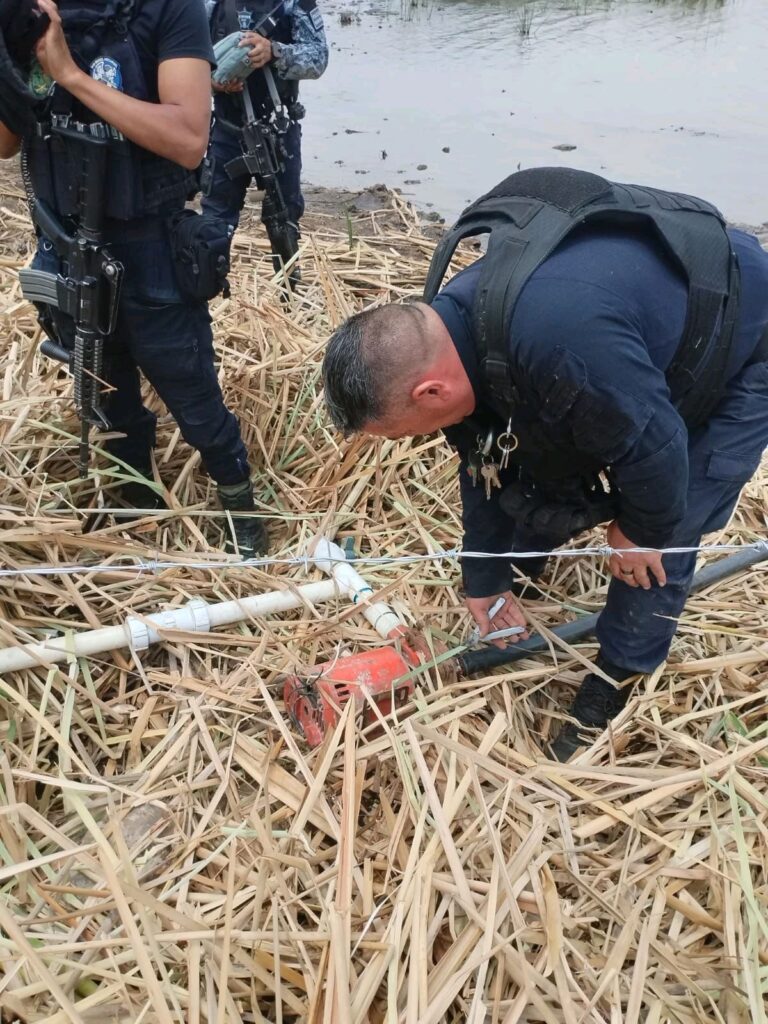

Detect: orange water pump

[283,633,426,747]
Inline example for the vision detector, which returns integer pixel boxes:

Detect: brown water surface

[301,0,768,222]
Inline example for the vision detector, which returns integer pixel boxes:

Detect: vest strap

[424,167,740,435]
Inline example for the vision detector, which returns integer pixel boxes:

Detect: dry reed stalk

[0,163,766,1022]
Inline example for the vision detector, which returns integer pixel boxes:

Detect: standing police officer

[321,167,768,761]
[0,0,268,555]
[201,0,328,287]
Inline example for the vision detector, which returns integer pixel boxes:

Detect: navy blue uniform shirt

[436,224,768,596]
[100,0,214,101]
[210,0,328,120]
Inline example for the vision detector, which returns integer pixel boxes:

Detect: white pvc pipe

[0,538,408,675]
[311,538,406,639]
[0,578,340,675]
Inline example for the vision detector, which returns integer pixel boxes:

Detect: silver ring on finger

[620,568,634,576]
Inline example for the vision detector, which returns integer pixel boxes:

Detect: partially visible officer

[0,0,268,556]
[201,0,328,286]
[322,167,768,760]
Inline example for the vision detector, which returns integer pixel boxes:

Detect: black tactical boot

[266,214,301,300]
[217,480,269,557]
[548,661,636,762]
[273,257,302,302]
[115,465,166,520]
[548,719,602,763]
[288,264,302,295]
[509,555,549,601]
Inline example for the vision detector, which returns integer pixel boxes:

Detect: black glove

[0,0,49,68]
[0,31,36,135]
[0,0,49,136]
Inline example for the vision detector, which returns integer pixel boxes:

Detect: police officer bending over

[201,0,328,287]
[0,0,268,556]
[322,167,768,761]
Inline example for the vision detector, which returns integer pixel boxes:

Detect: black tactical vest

[25,0,196,221]
[210,0,298,114]
[425,168,740,453]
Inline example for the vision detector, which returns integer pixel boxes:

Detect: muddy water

[301,0,768,224]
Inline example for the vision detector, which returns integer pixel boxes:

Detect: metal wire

[0,540,765,579]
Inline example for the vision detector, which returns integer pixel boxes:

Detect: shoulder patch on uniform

[238,9,253,29]
[90,56,123,91]
[298,0,323,29]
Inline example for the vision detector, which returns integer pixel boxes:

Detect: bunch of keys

[480,456,501,499]
[467,423,520,497]
[467,428,492,491]
[467,429,503,500]
[496,418,519,471]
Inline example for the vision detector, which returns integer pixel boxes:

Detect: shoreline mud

[2,160,764,251]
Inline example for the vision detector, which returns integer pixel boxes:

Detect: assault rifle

[19,122,123,477]
[225,70,300,285]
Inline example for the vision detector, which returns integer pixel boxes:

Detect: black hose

[456,544,768,676]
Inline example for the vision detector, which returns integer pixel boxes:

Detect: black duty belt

[36,112,125,143]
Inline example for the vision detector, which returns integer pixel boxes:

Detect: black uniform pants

[33,228,250,485]
[594,357,768,673]
[201,119,304,235]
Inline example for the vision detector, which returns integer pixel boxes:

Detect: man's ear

[412,379,450,405]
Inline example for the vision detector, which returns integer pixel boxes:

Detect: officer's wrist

[57,62,87,94]
[271,40,283,60]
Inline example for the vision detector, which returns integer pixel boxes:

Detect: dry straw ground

[0,164,767,1023]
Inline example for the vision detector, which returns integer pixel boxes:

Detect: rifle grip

[40,339,72,365]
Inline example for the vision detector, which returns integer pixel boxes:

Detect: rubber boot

[548,658,636,762]
[217,479,269,557]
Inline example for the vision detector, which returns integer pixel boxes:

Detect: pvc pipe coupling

[126,598,212,651]
[310,537,406,640]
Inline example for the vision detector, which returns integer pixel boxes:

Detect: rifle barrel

[78,417,90,479]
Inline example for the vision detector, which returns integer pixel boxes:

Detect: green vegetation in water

[394,0,729,28]
[516,2,535,35]
[651,0,727,9]
[399,0,433,21]
[518,0,727,15]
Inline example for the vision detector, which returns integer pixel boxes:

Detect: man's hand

[239,32,272,69]
[465,592,528,650]
[212,79,244,94]
[0,122,21,159]
[35,0,80,89]
[30,15,212,171]
[607,520,667,590]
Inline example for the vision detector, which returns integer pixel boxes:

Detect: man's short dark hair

[322,303,429,434]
